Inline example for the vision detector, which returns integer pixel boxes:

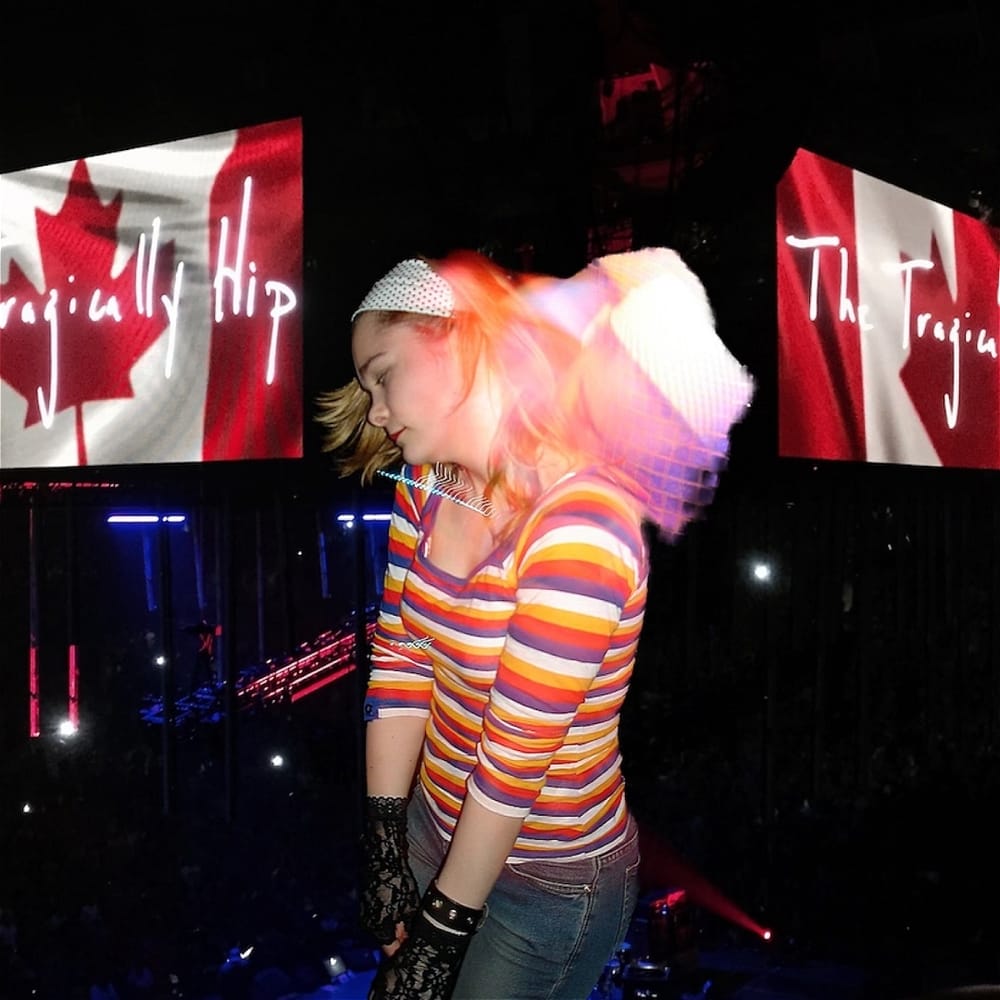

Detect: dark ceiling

[7,2,995,239]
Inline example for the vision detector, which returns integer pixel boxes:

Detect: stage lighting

[57,719,78,737]
[336,512,392,524]
[21,802,32,814]
[325,955,347,980]
[648,889,696,965]
[618,889,704,1000]
[221,945,252,972]
[106,514,186,524]
[270,754,285,768]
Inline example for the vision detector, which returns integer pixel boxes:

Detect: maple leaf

[0,158,176,464]
[898,215,1000,470]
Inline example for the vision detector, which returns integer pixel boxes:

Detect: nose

[367,397,389,428]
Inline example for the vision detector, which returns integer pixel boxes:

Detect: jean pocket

[506,856,598,898]
[616,855,642,943]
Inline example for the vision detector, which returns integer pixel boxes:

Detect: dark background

[2,2,1000,998]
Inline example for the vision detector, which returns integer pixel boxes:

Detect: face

[352,313,500,472]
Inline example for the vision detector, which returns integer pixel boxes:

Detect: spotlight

[221,946,252,971]
[21,802,32,814]
[618,888,704,999]
[648,889,696,965]
[325,954,347,980]
[336,512,391,524]
[269,754,285,768]
[107,513,186,524]
[57,719,78,738]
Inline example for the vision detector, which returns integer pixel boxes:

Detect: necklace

[377,464,495,517]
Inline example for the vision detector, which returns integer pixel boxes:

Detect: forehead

[352,313,446,365]
[352,313,401,363]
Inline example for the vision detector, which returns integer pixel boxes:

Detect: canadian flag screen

[0,116,303,469]
[778,147,1000,469]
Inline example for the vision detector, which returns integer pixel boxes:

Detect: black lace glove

[368,880,487,1000]
[360,796,422,946]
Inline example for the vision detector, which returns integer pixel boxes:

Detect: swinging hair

[315,250,630,526]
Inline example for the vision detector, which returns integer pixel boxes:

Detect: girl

[316,248,751,1000]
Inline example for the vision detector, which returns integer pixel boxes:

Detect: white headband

[351,258,455,322]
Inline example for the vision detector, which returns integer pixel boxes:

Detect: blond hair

[315,250,622,526]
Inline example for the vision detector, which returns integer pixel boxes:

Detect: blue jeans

[405,787,640,1000]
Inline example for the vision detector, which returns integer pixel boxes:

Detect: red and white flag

[778,147,1000,470]
[0,116,303,470]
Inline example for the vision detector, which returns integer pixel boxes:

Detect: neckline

[418,494,510,584]
[415,466,592,584]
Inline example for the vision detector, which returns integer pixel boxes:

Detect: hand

[367,882,486,1000]
[360,796,422,946]
[381,920,407,958]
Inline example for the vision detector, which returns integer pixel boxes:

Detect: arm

[359,470,435,949]
[434,796,524,908]
[365,465,436,738]
[435,477,646,909]
[366,798,523,998]
[366,715,427,798]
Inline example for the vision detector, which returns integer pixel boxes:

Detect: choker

[377,464,495,517]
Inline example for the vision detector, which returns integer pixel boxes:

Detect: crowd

[0,688,372,1000]
[3,692,999,1000]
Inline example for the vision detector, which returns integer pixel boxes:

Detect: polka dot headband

[351,258,455,322]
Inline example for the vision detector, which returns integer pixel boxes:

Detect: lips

[388,428,405,444]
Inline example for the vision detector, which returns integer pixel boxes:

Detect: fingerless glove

[368,880,487,1000]
[359,795,422,946]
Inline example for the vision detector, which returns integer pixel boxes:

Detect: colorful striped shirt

[364,463,649,861]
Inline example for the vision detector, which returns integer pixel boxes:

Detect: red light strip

[29,646,40,738]
[238,624,375,703]
[240,637,346,696]
[290,663,356,702]
[289,660,347,690]
[68,644,79,725]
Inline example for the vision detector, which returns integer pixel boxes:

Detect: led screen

[0,116,303,469]
[778,147,1000,469]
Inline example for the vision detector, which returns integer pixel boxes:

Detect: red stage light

[637,821,774,941]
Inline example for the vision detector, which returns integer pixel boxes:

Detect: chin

[400,438,445,469]
[399,444,427,466]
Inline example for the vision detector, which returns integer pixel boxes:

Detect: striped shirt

[364,463,649,861]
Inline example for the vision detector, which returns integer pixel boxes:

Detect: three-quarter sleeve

[466,478,646,816]
[363,466,435,721]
